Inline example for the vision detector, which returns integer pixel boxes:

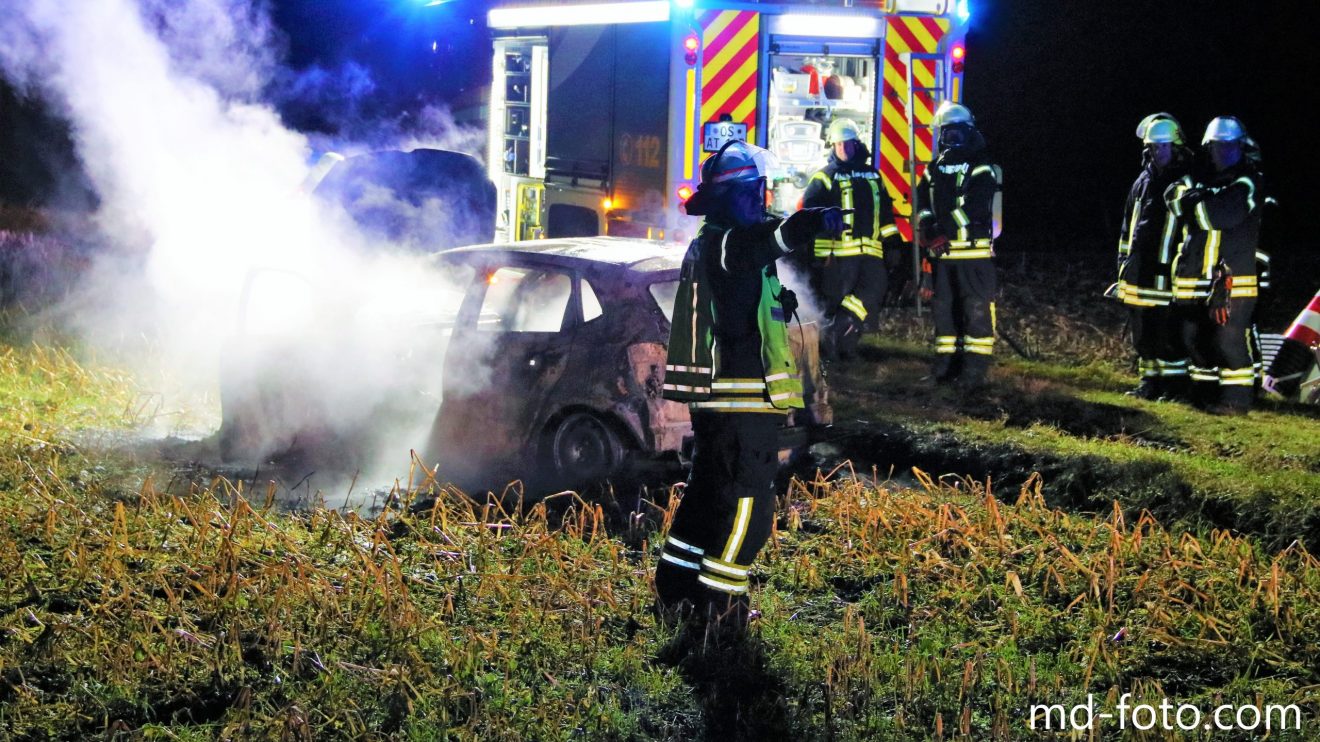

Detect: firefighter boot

[835,314,864,361]
[956,354,991,391]
[932,354,961,384]
[702,592,755,645]
[1160,375,1191,403]
[1125,377,1161,400]
[655,551,705,623]
[1205,385,1252,416]
[1188,379,1219,410]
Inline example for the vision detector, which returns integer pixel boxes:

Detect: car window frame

[452,256,600,334]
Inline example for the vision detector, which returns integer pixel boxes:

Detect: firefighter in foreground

[1165,116,1264,415]
[1115,113,1194,399]
[655,140,844,631]
[915,101,1002,388]
[801,118,902,360]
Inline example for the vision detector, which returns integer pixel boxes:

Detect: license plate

[703,122,748,152]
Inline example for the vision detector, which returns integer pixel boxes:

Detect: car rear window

[648,280,680,322]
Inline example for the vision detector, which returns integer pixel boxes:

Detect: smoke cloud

[0,0,492,502]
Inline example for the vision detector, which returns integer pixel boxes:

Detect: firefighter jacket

[802,144,901,259]
[1116,157,1191,307]
[662,221,806,413]
[1166,162,1264,302]
[914,143,1000,260]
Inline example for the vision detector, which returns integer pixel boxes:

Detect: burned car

[219,234,831,495]
[422,237,832,492]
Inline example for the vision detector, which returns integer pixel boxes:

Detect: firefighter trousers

[655,410,780,623]
[1176,297,1257,410]
[931,258,996,383]
[1129,305,1188,394]
[816,254,886,359]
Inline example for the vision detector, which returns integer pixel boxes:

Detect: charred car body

[220,231,831,494]
[423,237,831,492]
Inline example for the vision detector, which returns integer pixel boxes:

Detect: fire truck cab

[486,0,972,249]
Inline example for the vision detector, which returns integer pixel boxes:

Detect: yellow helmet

[1135,112,1184,145]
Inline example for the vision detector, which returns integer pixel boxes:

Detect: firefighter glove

[1179,187,1208,213]
[783,206,851,244]
[923,234,950,257]
[1207,262,1232,325]
[918,258,935,302]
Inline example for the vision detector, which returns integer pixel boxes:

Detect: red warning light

[951,44,966,73]
[677,185,694,201]
[952,44,966,60]
[683,33,699,65]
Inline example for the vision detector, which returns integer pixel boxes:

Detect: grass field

[3,254,1320,739]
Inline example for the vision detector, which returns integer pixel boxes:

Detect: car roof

[438,236,684,274]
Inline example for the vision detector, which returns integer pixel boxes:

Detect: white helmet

[1203,116,1247,144]
[826,118,861,145]
[933,101,977,152]
[699,140,772,185]
[933,101,975,127]
[684,140,775,215]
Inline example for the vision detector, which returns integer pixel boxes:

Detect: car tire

[546,412,625,490]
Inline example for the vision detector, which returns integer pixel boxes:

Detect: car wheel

[547,412,625,489]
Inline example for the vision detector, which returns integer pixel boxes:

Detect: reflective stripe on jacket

[1167,167,1263,302]
[1116,160,1189,307]
[804,168,900,258]
[915,155,1000,261]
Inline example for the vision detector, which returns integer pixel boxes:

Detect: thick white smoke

[0,0,489,498]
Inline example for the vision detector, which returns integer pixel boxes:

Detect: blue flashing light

[674,0,694,8]
[957,0,971,22]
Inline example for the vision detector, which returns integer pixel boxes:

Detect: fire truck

[485,0,973,252]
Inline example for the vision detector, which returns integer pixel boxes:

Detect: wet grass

[831,334,1320,553]
[837,251,1320,551]
[4,340,1320,739]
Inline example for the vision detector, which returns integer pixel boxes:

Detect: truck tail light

[683,33,699,66]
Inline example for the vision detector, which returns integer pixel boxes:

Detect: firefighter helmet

[1135,112,1181,142]
[826,118,861,144]
[1141,119,1182,145]
[684,139,774,216]
[933,102,976,152]
[1203,116,1247,144]
[933,101,975,128]
[1136,113,1184,145]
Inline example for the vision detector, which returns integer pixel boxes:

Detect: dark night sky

[964,0,1318,244]
[4,0,1317,252]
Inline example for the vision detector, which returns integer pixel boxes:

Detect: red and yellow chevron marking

[699,10,759,145]
[878,15,949,240]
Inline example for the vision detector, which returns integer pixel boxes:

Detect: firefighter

[914,101,1002,388]
[801,118,902,360]
[1115,114,1194,399]
[655,140,843,632]
[1165,116,1264,414]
